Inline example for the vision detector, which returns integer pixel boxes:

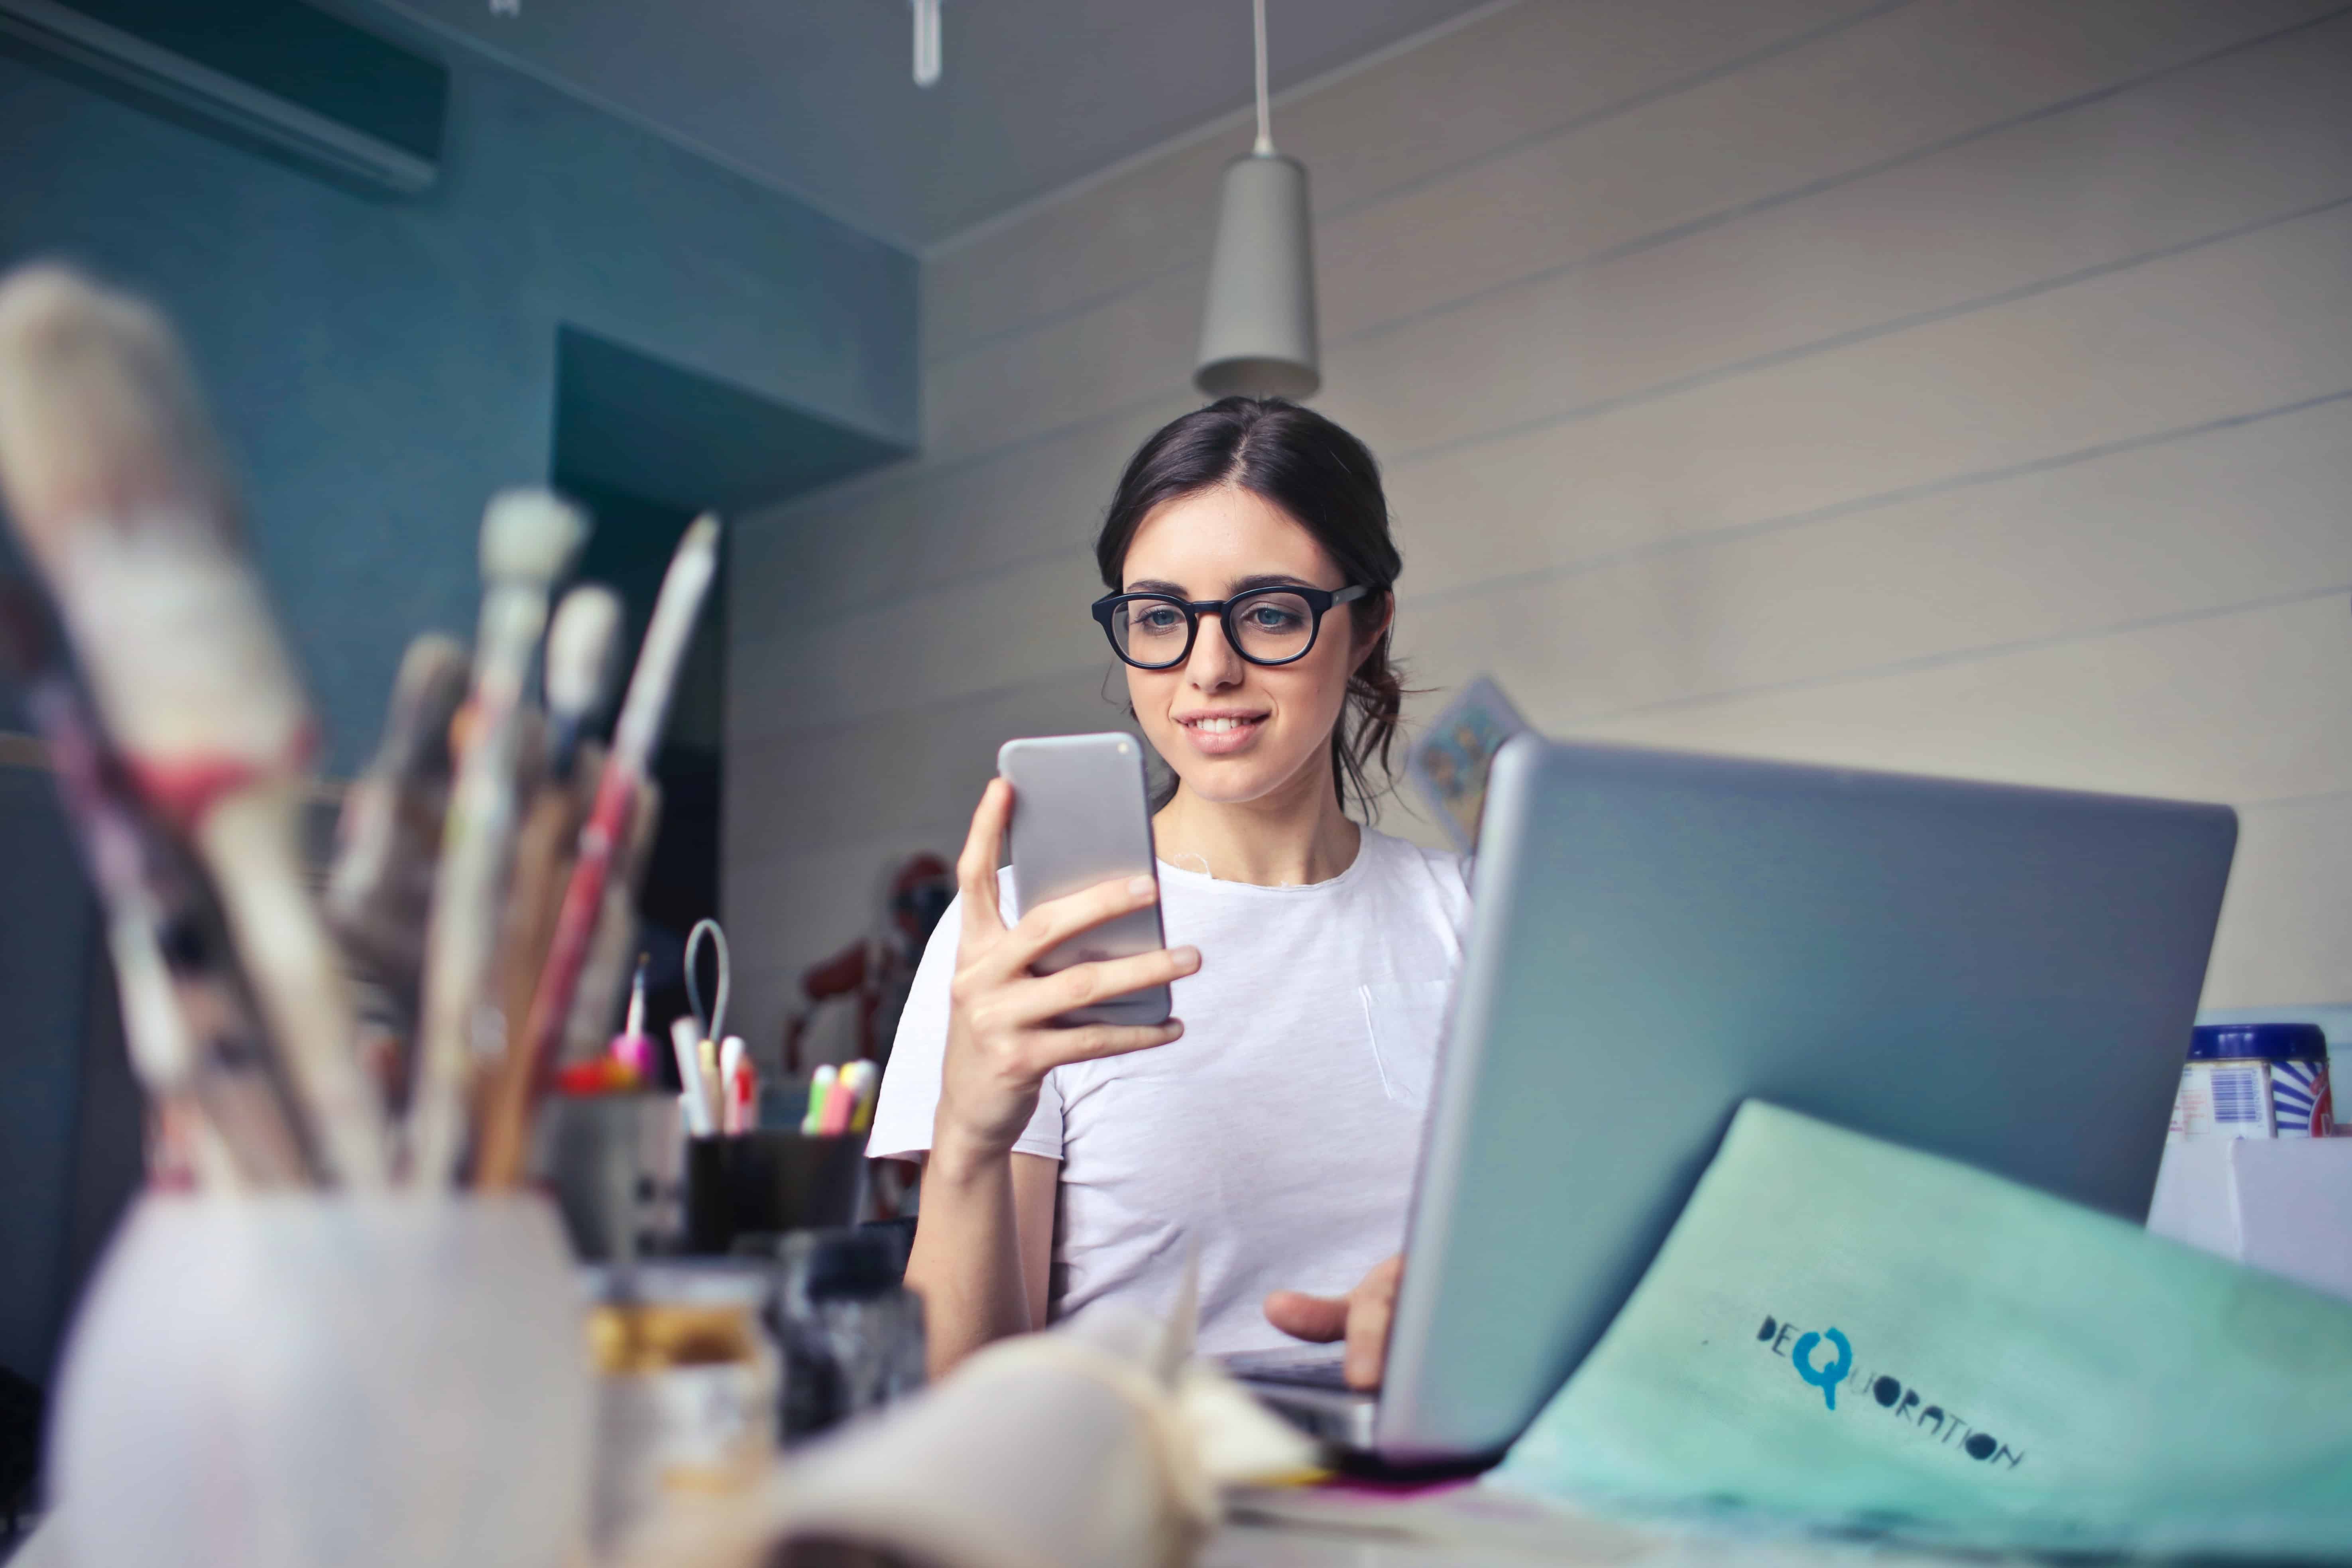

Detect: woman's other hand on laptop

[1263,1254,1402,1390]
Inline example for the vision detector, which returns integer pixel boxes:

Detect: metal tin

[582,1262,777,1550]
[2169,1024,2334,1141]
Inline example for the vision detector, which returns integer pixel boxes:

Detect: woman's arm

[901,779,1197,1377]
[904,1149,1058,1374]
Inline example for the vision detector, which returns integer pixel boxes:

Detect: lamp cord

[1253,0,1274,155]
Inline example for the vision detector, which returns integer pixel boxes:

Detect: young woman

[868,397,1469,1386]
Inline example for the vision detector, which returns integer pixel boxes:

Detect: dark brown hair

[1095,397,1406,816]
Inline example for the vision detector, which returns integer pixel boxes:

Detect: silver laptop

[1229,736,2236,1464]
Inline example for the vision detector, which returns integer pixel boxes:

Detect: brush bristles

[545,584,621,719]
[384,633,471,773]
[0,263,307,767]
[480,489,586,586]
[0,264,234,566]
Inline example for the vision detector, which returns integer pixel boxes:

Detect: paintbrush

[474,515,719,1187]
[325,632,469,1112]
[543,583,620,781]
[492,585,622,1030]
[554,771,660,1070]
[408,489,586,1185]
[0,264,387,1185]
[0,584,314,1188]
[474,584,626,1153]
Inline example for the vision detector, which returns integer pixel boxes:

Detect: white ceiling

[363,0,1504,251]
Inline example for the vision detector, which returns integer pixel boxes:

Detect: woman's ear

[1353,590,1396,670]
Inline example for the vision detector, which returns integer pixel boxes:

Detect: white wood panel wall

[724,0,2352,1050]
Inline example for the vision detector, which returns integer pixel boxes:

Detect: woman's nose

[1184,612,1245,690]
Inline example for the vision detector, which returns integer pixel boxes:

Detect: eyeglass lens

[1111,592,1320,668]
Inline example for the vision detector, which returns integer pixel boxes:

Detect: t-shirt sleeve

[864,877,1066,1165]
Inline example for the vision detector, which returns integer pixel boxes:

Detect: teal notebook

[1489,1101,2352,1558]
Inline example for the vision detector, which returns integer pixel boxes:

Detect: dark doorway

[548,327,907,1053]
[551,477,721,1045]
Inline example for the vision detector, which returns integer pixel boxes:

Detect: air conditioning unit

[0,0,446,196]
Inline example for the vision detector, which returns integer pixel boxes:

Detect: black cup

[683,1132,867,1254]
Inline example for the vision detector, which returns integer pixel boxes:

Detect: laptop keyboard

[1222,1348,1361,1391]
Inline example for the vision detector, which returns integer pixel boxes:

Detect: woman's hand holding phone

[932,779,1198,1169]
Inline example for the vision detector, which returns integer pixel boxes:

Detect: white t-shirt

[867,826,1472,1354]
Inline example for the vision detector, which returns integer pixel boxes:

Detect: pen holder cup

[684,1131,868,1254]
[49,1193,591,1568]
[533,1091,686,1261]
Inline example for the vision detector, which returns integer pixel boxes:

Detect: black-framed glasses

[1090,583,1369,670]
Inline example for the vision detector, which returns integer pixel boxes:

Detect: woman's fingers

[994,872,1161,977]
[1343,1270,1399,1391]
[955,779,1012,942]
[1262,1289,1348,1343]
[1029,1018,1183,1072]
[1009,946,1199,1027]
[1264,1255,1404,1390]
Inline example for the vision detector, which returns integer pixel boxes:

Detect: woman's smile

[1174,706,1270,754]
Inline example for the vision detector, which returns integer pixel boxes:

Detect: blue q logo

[1792,1327,1852,1410]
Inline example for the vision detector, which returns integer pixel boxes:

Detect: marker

[671,1015,713,1136]
[844,1060,880,1135]
[803,1063,836,1135]
[719,1035,753,1135]
[695,1036,723,1134]
[818,1071,857,1137]
[610,953,652,1076]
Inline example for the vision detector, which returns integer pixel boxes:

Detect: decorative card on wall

[1408,675,1529,854]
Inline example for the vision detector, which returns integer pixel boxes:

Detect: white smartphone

[995,732,1171,1027]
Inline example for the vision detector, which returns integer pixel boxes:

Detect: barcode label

[2210,1067,2264,1125]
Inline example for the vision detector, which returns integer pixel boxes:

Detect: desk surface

[1205,1519,1938,1568]
[1204,1485,1978,1568]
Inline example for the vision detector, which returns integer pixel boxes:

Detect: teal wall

[0,20,916,1396]
[0,25,916,771]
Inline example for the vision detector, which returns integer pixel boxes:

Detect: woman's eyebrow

[1121,573,1325,596]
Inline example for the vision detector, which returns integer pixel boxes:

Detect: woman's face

[1117,484,1377,808]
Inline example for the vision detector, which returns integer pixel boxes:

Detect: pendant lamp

[1194,0,1319,399]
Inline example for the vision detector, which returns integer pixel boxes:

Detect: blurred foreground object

[618,1275,1314,1568]
[767,1227,925,1442]
[1,585,313,1187]
[327,632,469,1114]
[1491,1102,2352,1555]
[586,1261,777,1555]
[51,1194,590,1568]
[0,262,385,1185]
[2150,1135,2352,1305]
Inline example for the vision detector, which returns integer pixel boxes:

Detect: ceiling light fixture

[911,0,941,89]
[1193,0,1318,400]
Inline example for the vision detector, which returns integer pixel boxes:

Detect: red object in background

[781,852,952,1076]
[554,1058,641,1096]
